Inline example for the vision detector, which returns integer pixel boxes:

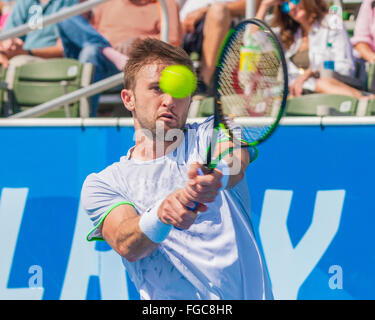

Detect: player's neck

[131,131,183,161]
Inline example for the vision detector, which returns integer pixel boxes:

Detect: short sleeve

[350,0,374,47]
[3,0,27,33]
[195,116,259,165]
[81,173,135,241]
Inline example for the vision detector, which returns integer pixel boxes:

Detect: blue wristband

[139,200,172,243]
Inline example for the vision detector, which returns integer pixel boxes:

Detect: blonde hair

[124,38,193,90]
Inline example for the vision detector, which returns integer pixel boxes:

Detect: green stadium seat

[367,63,375,93]
[285,93,358,116]
[193,93,365,118]
[195,95,273,118]
[366,98,375,116]
[196,97,214,117]
[0,66,8,116]
[3,58,93,118]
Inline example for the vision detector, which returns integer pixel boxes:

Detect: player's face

[123,62,191,136]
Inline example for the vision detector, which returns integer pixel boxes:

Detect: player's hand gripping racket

[187,18,288,210]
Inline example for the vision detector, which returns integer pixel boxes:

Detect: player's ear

[121,89,135,112]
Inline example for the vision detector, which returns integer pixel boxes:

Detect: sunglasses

[280,0,301,13]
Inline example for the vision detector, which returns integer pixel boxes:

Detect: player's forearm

[113,216,160,262]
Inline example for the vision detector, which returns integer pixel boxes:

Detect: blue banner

[1,123,374,300]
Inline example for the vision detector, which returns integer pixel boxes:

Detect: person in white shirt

[179,0,248,93]
[81,38,273,300]
[255,0,370,99]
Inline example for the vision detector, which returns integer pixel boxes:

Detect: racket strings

[216,24,285,144]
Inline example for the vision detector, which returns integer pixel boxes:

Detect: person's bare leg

[315,77,364,99]
[201,3,232,86]
[102,47,129,71]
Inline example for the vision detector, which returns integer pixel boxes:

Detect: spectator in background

[0,0,14,29]
[0,0,77,68]
[255,0,369,99]
[0,1,11,31]
[351,0,375,63]
[179,0,247,94]
[57,0,182,116]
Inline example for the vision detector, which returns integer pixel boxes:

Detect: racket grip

[186,168,205,211]
[175,168,206,230]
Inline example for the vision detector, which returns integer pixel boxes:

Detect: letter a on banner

[259,190,345,300]
[0,188,44,299]
[60,202,128,300]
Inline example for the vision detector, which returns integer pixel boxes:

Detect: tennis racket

[188,18,288,210]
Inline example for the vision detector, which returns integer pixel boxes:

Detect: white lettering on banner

[0,188,44,299]
[259,190,345,300]
[1,187,345,299]
[60,202,129,300]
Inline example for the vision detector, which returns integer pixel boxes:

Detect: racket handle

[175,168,206,230]
[186,168,205,211]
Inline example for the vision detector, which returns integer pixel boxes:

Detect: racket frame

[206,18,289,170]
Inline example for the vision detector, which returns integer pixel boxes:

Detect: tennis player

[81,38,273,300]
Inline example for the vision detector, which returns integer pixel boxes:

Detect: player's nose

[161,92,176,108]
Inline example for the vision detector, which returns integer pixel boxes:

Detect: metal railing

[0,0,169,43]
[0,0,110,41]
[10,73,124,118]
[1,0,170,118]
[1,116,375,127]
[245,0,256,19]
[2,0,262,119]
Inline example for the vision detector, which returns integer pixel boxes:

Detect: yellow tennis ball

[159,65,197,99]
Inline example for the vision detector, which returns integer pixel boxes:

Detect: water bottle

[322,42,335,77]
[240,25,261,73]
[321,5,343,77]
[327,4,343,31]
[239,25,261,95]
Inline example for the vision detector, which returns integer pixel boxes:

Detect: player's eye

[150,84,162,93]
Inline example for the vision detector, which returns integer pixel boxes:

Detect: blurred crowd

[0,0,374,116]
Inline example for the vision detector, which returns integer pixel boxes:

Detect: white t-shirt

[179,0,236,22]
[81,117,273,300]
